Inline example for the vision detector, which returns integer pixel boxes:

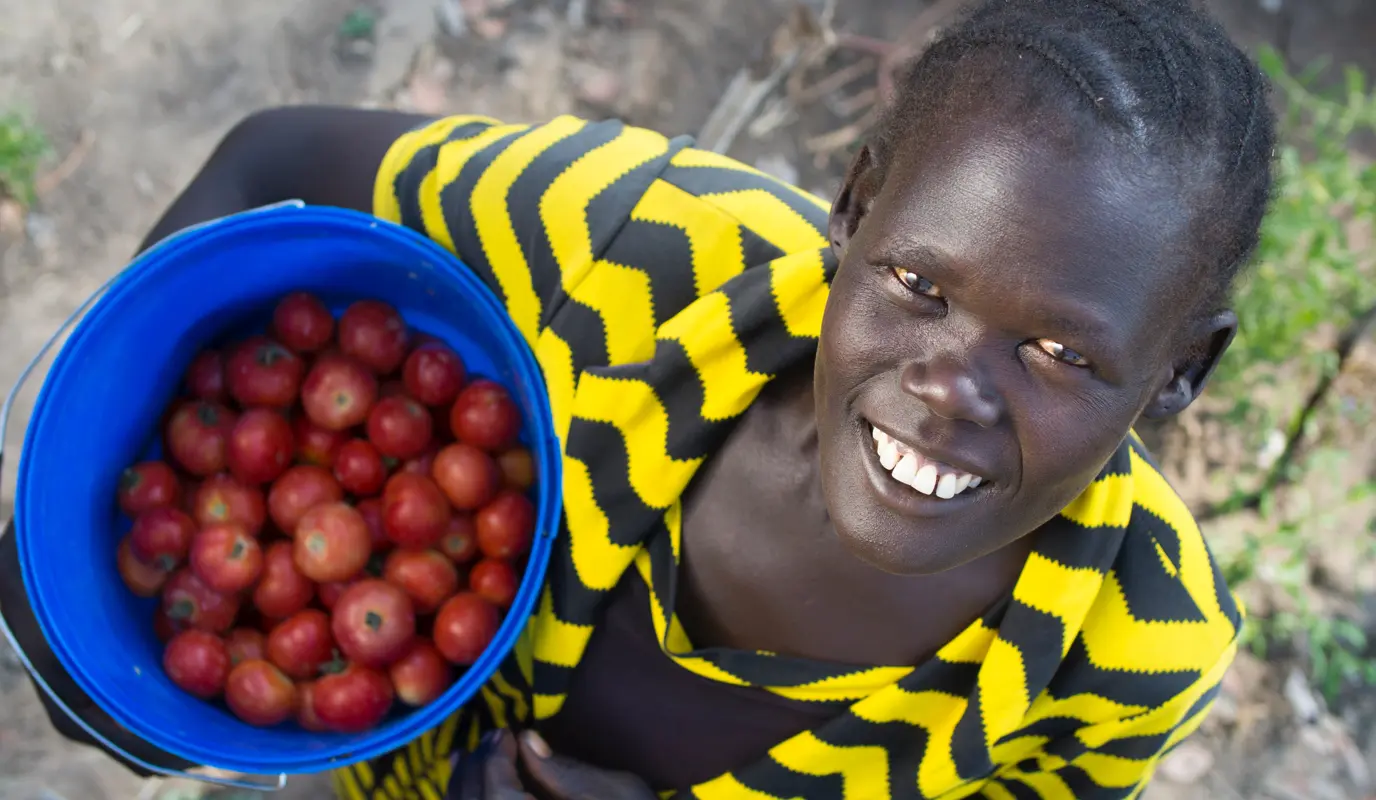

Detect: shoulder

[1081,437,1243,677]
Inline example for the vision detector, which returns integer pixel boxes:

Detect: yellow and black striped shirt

[334,114,1242,800]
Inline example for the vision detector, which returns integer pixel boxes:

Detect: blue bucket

[3,203,562,782]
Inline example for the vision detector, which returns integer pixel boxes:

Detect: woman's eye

[1037,339,1091,368]
[892,267,942,298]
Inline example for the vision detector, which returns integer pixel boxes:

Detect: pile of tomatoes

[114,292,536,733]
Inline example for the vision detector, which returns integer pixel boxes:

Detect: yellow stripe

[631,179,748,296]
[936,620,998,663]
[981,781,1018,800]
[431,757,453,797]
[770,731,892,800]
[420,729,435,763]
[1012,770,1077,799]
[703,189,828,253]
[535,330,576,445]
[420,124,531,252]
[564,455,633,591]
[481,685,509,729]
[391,752,413,786]
[988,734,1050,770]
[575,259,659,363]
[531,585,593,668]
[408,741,426,787]
[489,669,530,723]
[659,292,771,420]
[372,115,499,222]
[332,769,367,800]
[418,779,444,800]
[1011,553,1105,658]
[673,654,753,686]
[1128,449,1228,622]
[977,636,1031,749]
[1021,690,1148,728]
[770,249,830,339]
[381,774,403,799]
[470,116,586,344]
[1079,572,1235,672]
[665,501,683,562]
[355,760,376,789]
[534,692,566,718]
[464,714,482,754]
[435,712,459,756]
[1072,752,1147,789]
[853,688,968,797]
[692,771,785,800]
[668,149,832,212]
[542,125,672,293]
[766,667,912,702]
[572,374,703,509]
[1059,473,1134,528]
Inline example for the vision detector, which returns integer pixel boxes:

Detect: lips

[869,425,987,499]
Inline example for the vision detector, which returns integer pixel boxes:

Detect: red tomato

[191,474,267,536]
[331,580,416,668]
[449,380,521,452]
[190,523,264,594]
[438,514,479,565]
[355,498,390,553]
[293,415,350,469]
[338,300,409,375]
[185,350,226,402]
[334,439,388,496]
[165,401,237,476]
[475,491,535,560]
[295,681,330,731]
[117,536,168,597]
[272,292,335,353]
[226,336,304,408]
[301,353,379,431]
[430,444,500,511]
[382,473,451,549]
[253,541,316,619]
[117,461,183,517]
[433,592,500,666]
[163,569,241,634]
[469,558,519,609]
[227,409,294,485]
[402,344,466,407]
[313,663,395,733]
[294,503,372,583]
[383,549,459,614]
[163,630,231,699]
[266,609,336,680]
[225,628,267,666]
[367,396,434,460]
[388,640,453,707]
[495,448,535,492]
[129,507,197,571]
[268,465,344,535]
[225,660,297,727]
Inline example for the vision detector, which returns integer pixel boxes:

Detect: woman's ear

[1142,310,1238,419]
[829,145,883,260]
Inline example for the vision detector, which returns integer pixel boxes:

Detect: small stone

[0,198,26,237]
[1158,741,1214,784]
[1284,668,1323,724]
[575,68,622,108]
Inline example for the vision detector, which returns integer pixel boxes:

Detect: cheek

[1011,388,1139,496]
[820,275,897,379]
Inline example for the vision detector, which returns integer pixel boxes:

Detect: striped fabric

[331,115,1242,800]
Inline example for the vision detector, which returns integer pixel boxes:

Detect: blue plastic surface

[14,205,562,774]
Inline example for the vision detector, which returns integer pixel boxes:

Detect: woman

[0,0,1274,797]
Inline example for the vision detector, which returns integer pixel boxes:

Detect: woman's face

[814,116,1225,576]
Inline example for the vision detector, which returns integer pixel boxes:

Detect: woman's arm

[138,106,434,251]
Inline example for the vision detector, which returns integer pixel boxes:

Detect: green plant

[0,109,50,206]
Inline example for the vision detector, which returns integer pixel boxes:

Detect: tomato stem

[119,468,140,491]
[365,610,383,631]
[167,599,196,620]
[196,403,220,426]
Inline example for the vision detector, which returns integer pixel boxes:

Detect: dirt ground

[2,0,1376,798]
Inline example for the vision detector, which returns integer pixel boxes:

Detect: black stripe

[903,655,982,699]
[996,776,1049,800]
[698,647,882,689]
[600,217,701,327]
[644,523,679,634]
[392,120,497,235]
[1003,714,1091,747]
[563,417,664,547]
[622,338,715,464]
[1031,514,1125,573]
[531,659,578,699]
[546,294,611,372]
[1114,513,1209,624]
[1099,440,1134,478]
[437,127,529,301]
[731,754,844,800]
[950,684,994,780]
[542,517,606,628]
[660,164,830,233]
[582,138,692,269]
[996,599,1070,697]
[1057,764,1136,799]
[1210,550,1243,629]
[1093,730,1172,761]
[728,256,824,377]
[811,717,928,800]
[738,224,789,271]
[1049,637,1200,708]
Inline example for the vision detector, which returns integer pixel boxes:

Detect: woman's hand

[453,729,657,800]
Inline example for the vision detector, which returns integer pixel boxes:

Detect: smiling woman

[0,0,1277,798]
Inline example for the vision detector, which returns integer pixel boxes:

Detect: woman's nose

[899,357,1001,428]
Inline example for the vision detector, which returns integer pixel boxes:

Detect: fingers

[452,730,532,800]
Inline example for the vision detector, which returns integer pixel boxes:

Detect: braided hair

[872,0,1275,314]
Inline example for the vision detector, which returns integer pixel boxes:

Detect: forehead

[864,118,1195,349]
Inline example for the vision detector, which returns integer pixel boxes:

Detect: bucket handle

[0,202,309,794]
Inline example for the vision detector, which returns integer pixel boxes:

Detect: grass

[0,109,50,207]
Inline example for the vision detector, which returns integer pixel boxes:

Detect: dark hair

[873,0,1275,313]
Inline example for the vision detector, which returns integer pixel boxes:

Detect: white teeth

[913,463,939,495]
[892,453,918,484]
[869,425,985,500]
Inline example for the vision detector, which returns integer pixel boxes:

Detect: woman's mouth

[870,425,986,499]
